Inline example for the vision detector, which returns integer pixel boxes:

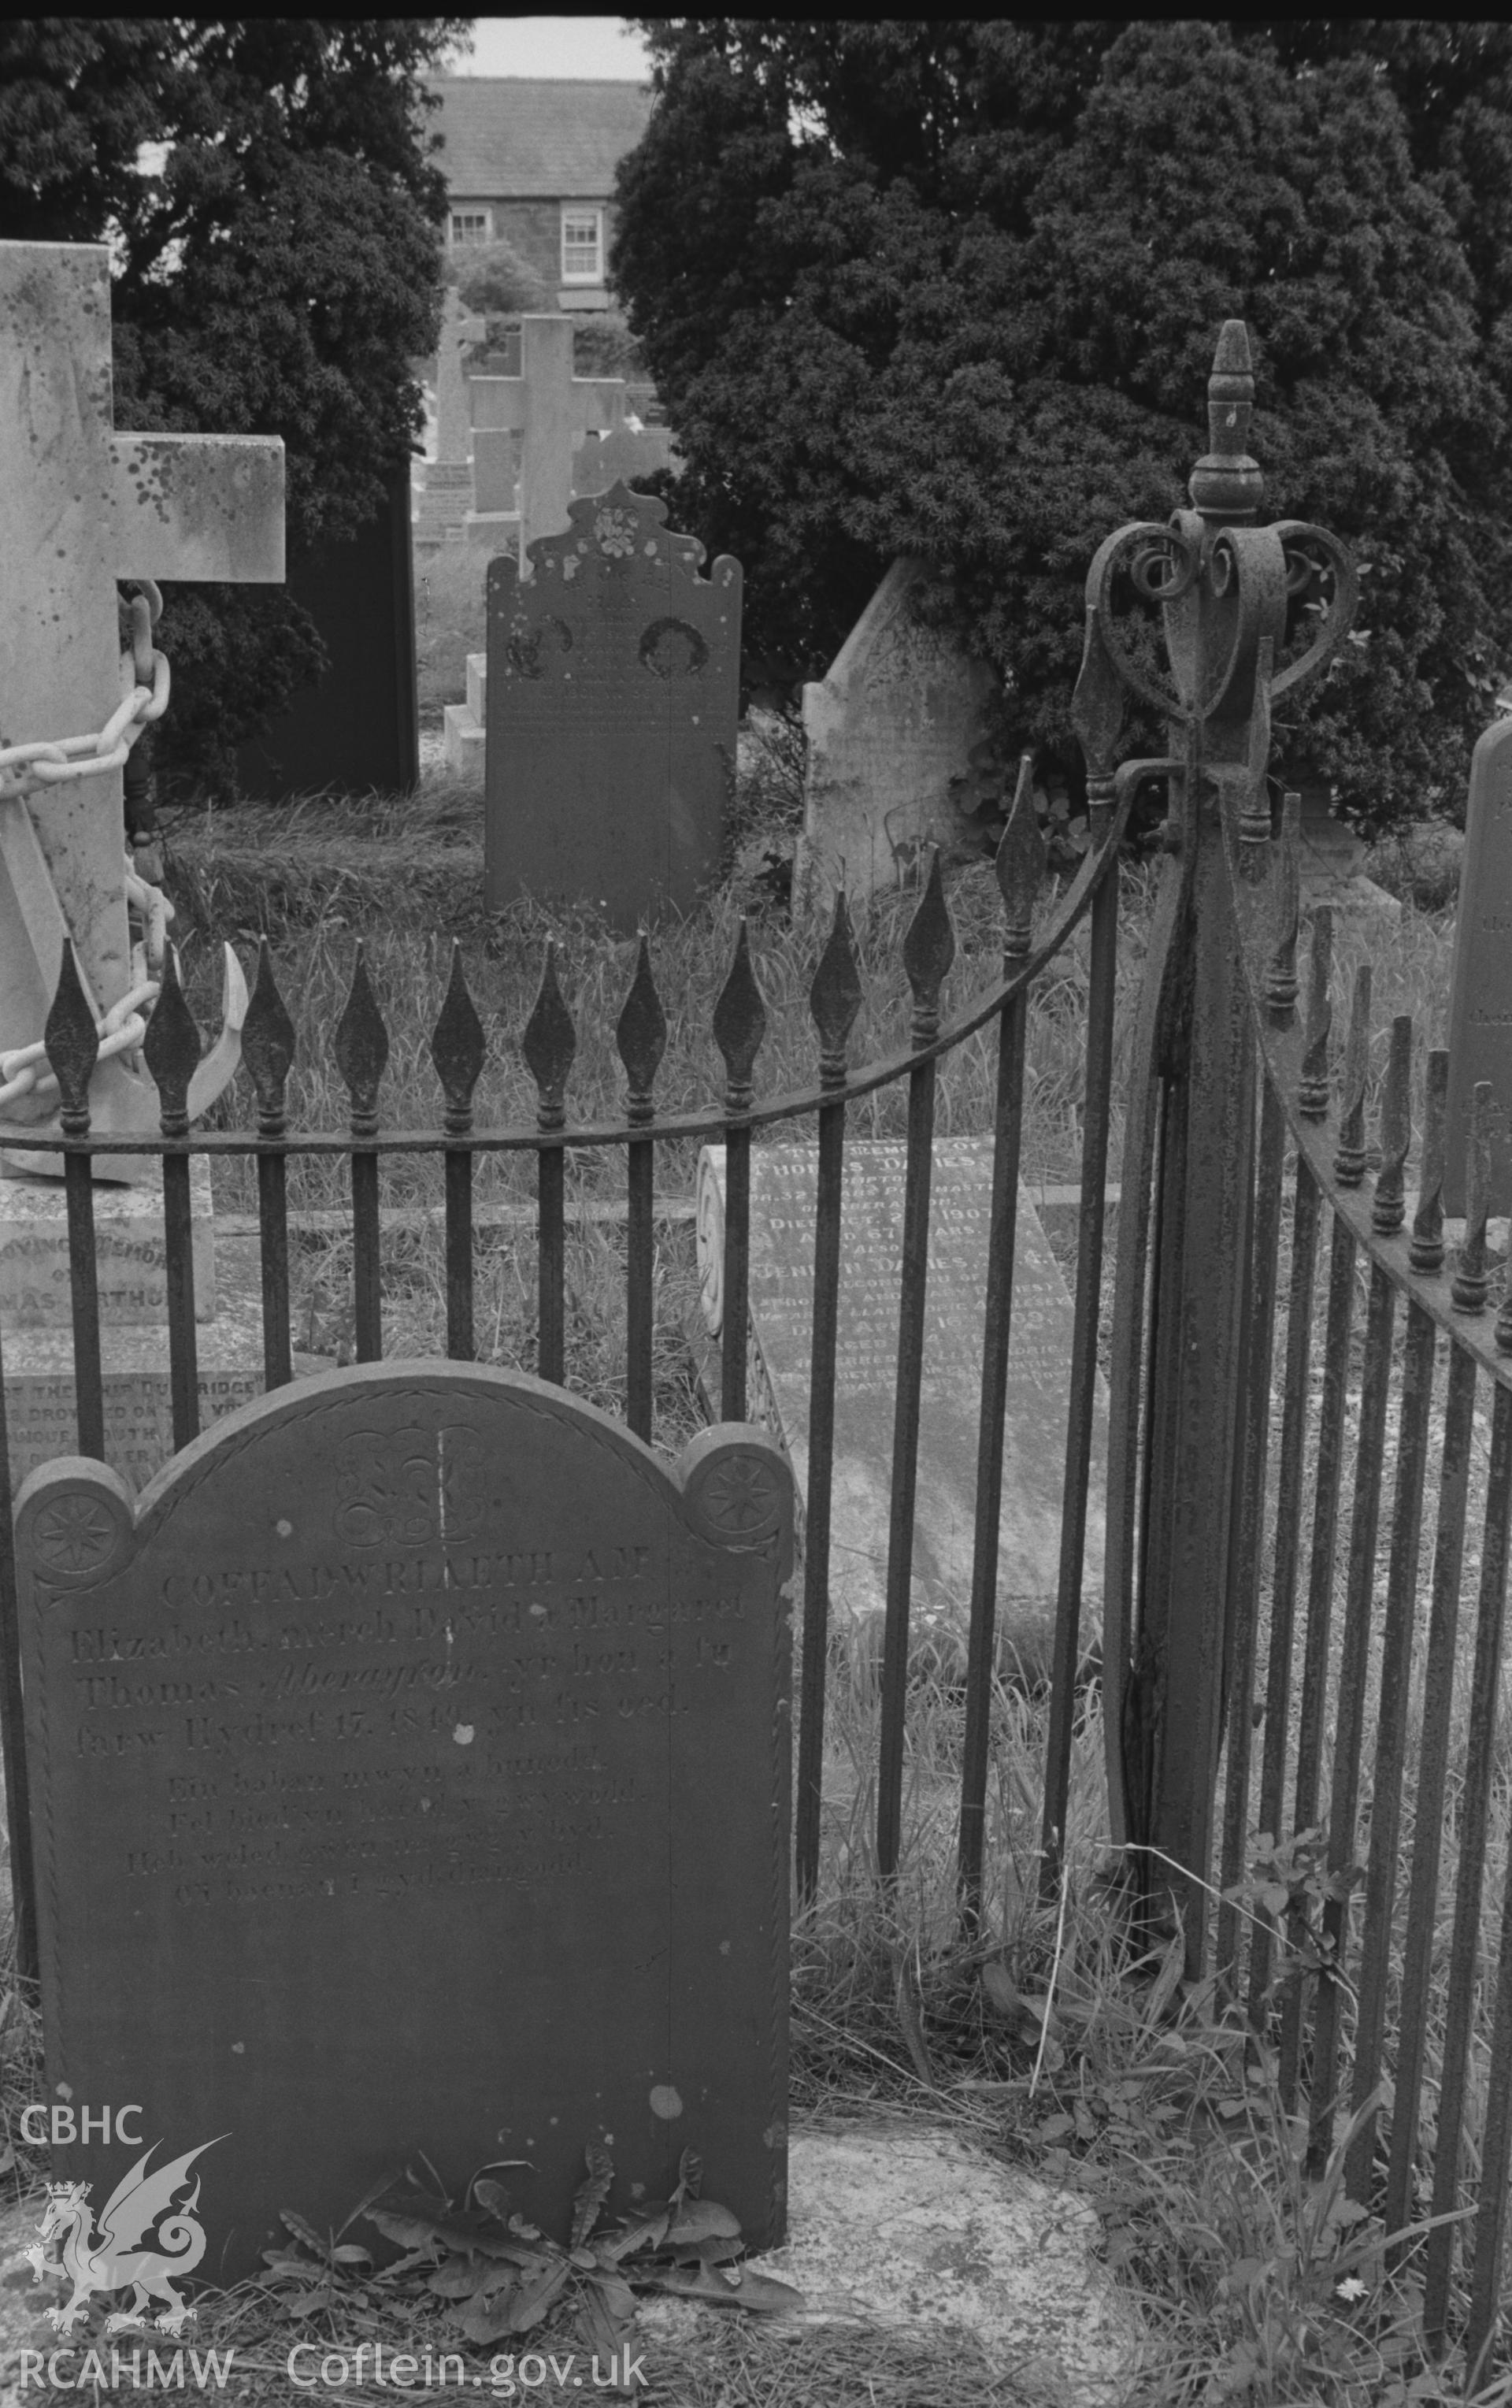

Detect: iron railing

[5,314,1512,2377]
[0,757,1134,1953]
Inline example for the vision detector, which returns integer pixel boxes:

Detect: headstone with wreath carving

[484,483,742,929]
[13,1361,794,2279]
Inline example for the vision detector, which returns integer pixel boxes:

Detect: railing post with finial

[430,942,487,1362]
[876,850,956,1888]
[333,944,390,1364]
[712,919,767,1423]
[1090,312,1352,1968]
[522,944,576,1386]
[958,762,1042,1922]
[795,892,864,1907]
[242,940,297,1388]
[143,944,205,1450]
[616,936,668,1439]
[0,1332,36,1981]
[44,941,105,1460]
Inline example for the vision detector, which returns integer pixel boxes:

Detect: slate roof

[426,76,653,200]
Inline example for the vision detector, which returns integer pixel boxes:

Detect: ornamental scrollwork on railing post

[1077,321,1358,1965]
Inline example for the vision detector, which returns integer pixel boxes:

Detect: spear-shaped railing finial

[1190,318,1263,523]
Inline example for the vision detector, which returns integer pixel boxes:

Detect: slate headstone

[795,558,999,915]
[485,484,741,930]
[1446,715,1512,1211]
[698,1140,1107,1675]
[15,1362,793,2277]
[235,469,418,800]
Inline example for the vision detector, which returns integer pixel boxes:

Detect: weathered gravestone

[485,484,741,929]
[696,1141,1107,1675]
[1446,715,1512,1212]
[0,239,281,1158]
[795,559,999,915]
[14,1362,793,2278]
[467,317,624,568]
[413,290,484,549]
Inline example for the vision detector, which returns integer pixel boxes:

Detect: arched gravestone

[14,1364,792,2280]
[484,484,741,931]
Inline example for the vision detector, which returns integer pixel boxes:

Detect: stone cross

[434,284,486,464]
[0,241,284,1052]
[469,316,624,568]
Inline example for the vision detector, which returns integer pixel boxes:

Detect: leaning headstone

[14,1362,793,2277]
[697,1139,1106,1675]
[1446,716,1512,1211]
[485,484,741,929]
[794,558,999,914]
[467,316,624,567]
[1295,781,1400,926]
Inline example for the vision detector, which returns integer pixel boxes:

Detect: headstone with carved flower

[484,484,742,930]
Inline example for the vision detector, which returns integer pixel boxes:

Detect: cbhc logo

[20,2105,144,2145]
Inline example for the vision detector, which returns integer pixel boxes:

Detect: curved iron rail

[9,770,1145,1165]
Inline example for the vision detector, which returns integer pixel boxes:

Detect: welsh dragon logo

[24,2139,223,2335]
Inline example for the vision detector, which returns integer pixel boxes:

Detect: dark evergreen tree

[613,20,1512,826]
[0,20,466,791]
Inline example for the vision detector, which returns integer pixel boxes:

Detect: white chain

[0,581,170,804]
[0,582,176,1114]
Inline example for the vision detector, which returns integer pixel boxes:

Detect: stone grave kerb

[0,242,284,1042]
[469,316,624,569]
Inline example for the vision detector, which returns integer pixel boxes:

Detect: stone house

[426,76,653,313]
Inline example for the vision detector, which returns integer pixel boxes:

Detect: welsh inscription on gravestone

[1446,716,1512,1212]
[15,1364,792,2279]
[699,1140,1106,1673]
[484,483,741,931]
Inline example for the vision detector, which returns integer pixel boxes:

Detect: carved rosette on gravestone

[484,484,742,931]
[15,1364,793,2277]
[1446,716,1512,1211]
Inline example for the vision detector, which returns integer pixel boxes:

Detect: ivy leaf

[571,2144,615,2249]
[584,2268,638,2323]
[599,2209,669,2262]
[506,2259,573,2334]
[457,2278,524,2345]
[664,2199,741,2247]
[430,2255,499,2301]
[650,2263,803,2314]
[364,2191,524,2260]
